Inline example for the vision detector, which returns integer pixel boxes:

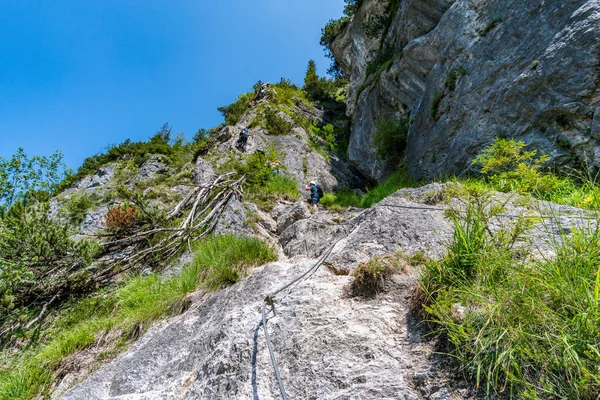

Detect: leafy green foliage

[419,189,600,398]
[220,145,298,208]
[322,169,416,211]
[363,13,389,39]
[264,107,294,136]
[372,115,410,164]
[0,148,69,212]
[63,193,95,225]
[0,201,102,343]
[309,124,336,154]
[473,138,560,194]
[190,235,277,290]
[217,92,254,126]
[362,169,416,208]
[302,60,346,102]
[320,18,350,77]
[320,189,362,213]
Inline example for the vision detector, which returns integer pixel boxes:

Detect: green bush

[0,148,69,212]
[0,201,102,340]
[264,107,294,136]
[220,145,299,209]
[419,191,600,398]
[63,193,95,225]
[309,124,336,153]
[56,123,198,191]
[473,138,560,195]
[372,115,410,164]
[303,60,343,102]
[190,235,277,290]
[320,189,362,213]
[363,13,388,39]
[217,92,254,126]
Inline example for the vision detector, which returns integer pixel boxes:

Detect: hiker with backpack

[305,180,323,206]
[236,127,250,152]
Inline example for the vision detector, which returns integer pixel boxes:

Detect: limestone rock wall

[332,0,600,181]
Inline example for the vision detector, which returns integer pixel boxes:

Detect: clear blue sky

[0,0,344,170]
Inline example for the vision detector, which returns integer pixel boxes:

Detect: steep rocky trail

[57,183,594,399]
[57,200,457,400]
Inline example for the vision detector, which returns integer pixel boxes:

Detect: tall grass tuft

[419,190,600,398]
[190,235,277,291]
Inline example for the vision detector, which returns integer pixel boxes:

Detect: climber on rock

[305,180,323,207]
[271,159,281,176]
[236,127,250,152]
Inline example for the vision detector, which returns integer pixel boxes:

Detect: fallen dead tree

[0,172,244,345]
[93,172,245,283]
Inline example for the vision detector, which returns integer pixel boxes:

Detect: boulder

[137,155,167,180]
[77,164,117,190]
[193,157,216,187]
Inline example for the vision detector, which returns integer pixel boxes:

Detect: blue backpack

[315,184,324,199]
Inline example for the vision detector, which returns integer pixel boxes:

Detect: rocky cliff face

[332,0,600,181]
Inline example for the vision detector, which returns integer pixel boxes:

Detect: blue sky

[0,0,344,169]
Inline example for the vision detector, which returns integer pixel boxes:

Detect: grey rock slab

[77,164,117,191]
[213,195,252,237]
[59,260,428,400]
[193,157,216,187]
[137,155,168,181]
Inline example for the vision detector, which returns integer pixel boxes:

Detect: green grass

[320,169,416,212]
[0,235,276,399]
[246,175,300,210]
[362,169,416,208]
[190,235,277,290]
[457,172,600,212]
[419,191,600,398]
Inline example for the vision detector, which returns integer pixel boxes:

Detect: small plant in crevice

[444,66,468,92]
[372,114,410,166]
[363,13,388,39]
[430,91,443,121]
[478,16,504,37]
[350,257,394,298]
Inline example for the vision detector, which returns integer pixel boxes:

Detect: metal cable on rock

[255,211,366,400]
[262,303,288,400]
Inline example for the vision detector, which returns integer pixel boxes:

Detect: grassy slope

[0,236,276,399]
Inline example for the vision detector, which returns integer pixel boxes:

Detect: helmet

[309,181,316,186]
